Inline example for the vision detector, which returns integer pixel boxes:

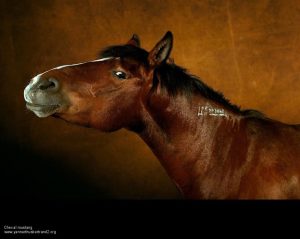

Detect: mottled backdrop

[1,0,300,199]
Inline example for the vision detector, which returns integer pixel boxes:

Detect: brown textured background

[1,0,300,199]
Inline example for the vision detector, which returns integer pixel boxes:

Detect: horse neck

[137,91,243,197]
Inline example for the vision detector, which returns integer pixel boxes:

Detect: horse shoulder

[239,117,300,198]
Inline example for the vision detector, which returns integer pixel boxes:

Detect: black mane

[99,45,149,64]
[153,64,241,113]
[99,45,256,115]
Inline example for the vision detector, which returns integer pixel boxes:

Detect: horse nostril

[38,78,59,91]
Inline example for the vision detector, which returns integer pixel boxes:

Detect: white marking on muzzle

[53,57,115,70]
[24,57,116,103]
[24,74,42,103]
[32,57,116,79]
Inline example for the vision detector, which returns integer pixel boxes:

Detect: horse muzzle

[24,74,65,117]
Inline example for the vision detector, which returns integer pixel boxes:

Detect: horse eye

[113,71,127,80]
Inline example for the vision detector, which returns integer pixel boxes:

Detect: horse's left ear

[148,31,173,67]
[126,34,140,47]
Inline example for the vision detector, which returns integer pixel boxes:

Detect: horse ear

[126,34,140,47]
[148,31,173,67]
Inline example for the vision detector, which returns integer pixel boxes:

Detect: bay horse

[24,32,300,199]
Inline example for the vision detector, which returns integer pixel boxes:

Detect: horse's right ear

[126,34,141,47]
[148,31,173,68]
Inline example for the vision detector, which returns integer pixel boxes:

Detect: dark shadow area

[1,139,111,200]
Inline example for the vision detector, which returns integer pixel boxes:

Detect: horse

[24,31,300,199]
